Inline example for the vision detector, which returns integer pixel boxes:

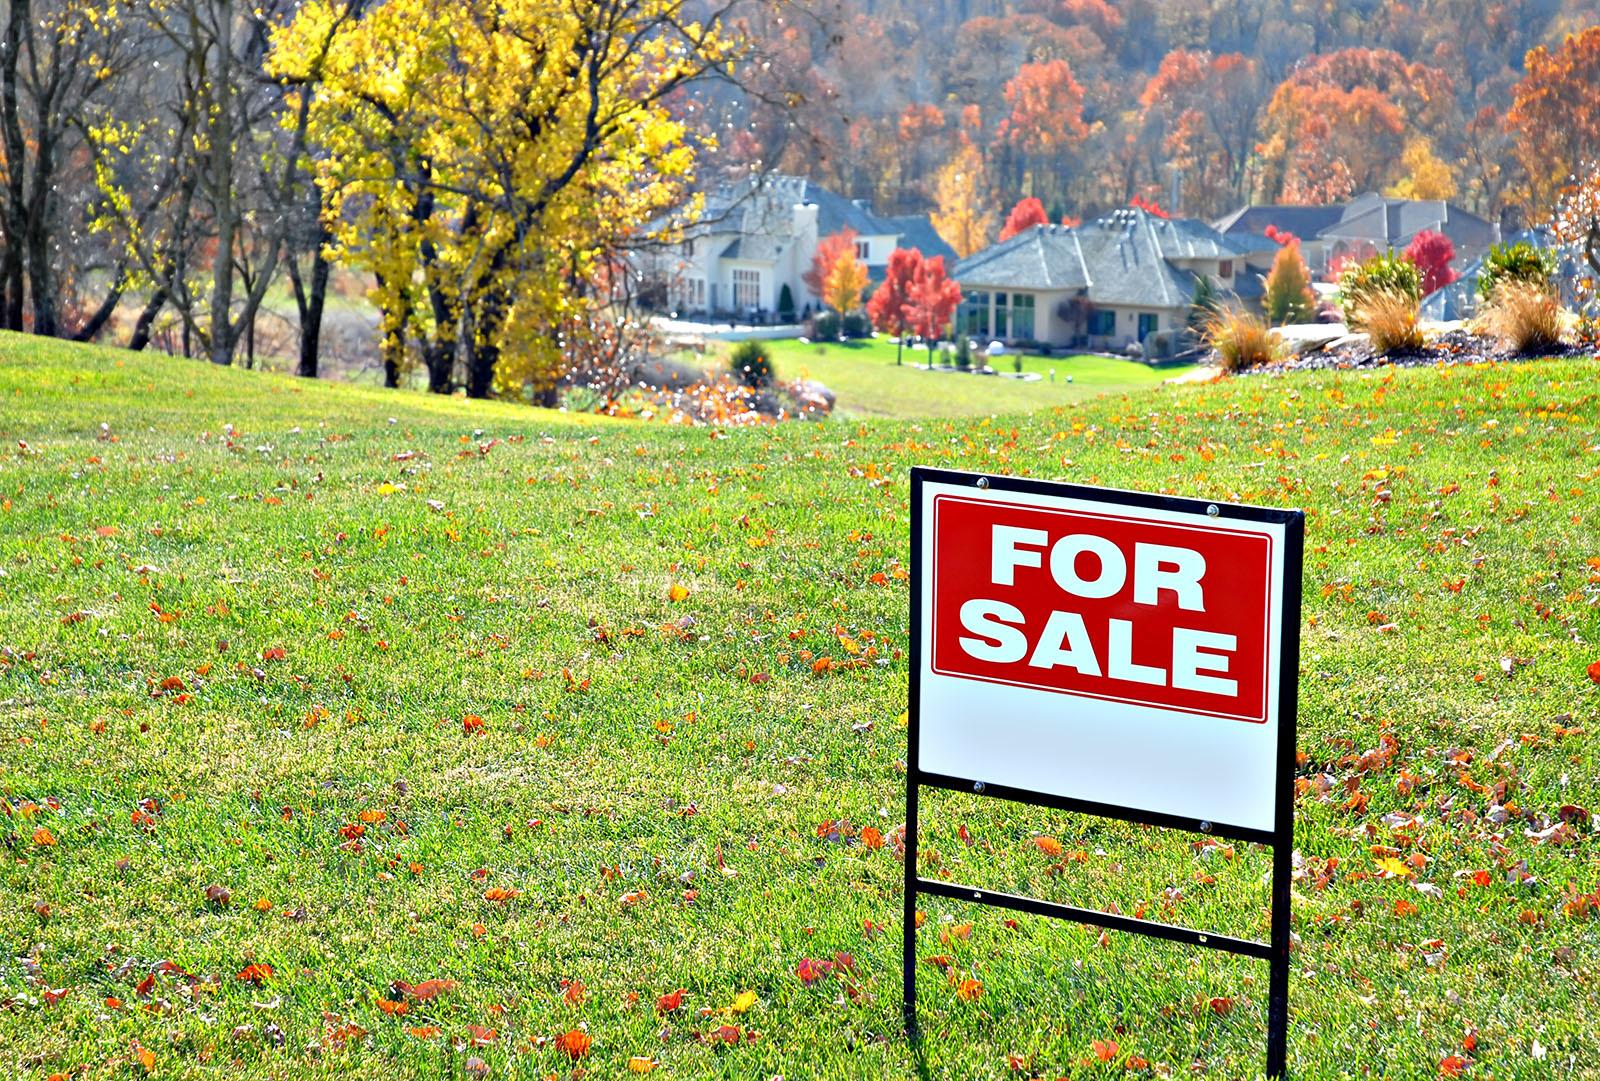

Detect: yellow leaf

[668,584,690,602]
[627,1057,656,1074]
[1373,856,1414,878]
[376,482,400,495]
[730,990,757,1014]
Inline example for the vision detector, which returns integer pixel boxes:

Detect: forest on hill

[713,0,1600,239]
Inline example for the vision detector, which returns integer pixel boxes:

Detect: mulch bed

[1235,329,1598,375]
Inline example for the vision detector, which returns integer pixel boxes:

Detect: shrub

[1187,274,1221,332]
[1263,243,1317,324]
[841,312,872,339]
[1476,242,1556,303]
[1337,251,1421,326]
[777,284,796,322]
[1204,311,1281,371]
[1351,288,1424,354]
[729,340,774,387]
[955,335,973,369]
[1478,280,1565,354]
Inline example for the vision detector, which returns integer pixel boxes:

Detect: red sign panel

[930,494,1273,723]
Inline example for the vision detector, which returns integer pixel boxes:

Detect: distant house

[1214,194,1501,275]
[644,175,954,322]
[951,206,1273,352]
[1421,227,1593,320]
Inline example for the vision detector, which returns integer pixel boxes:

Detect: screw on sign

[904,467,1303,1079]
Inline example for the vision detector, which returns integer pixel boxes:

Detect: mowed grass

[2,331,1600,1079]
[711,336,1183,419]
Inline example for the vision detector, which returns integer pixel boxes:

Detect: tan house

[951,207,1272,352]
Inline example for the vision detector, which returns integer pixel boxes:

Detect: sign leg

[903,781,920,1037]
[1265,832,1292,1077]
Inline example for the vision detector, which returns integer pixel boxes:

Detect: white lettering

[1027,611,1101,675]
[1049,534,1126,598]
[1133,543,1207,611]
[991,525,1048,586]
[1107,618,1165,684]
[958,599,1029,663]
[1171,628,1237,696]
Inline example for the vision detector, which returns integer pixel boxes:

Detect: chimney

[792,201,819,240]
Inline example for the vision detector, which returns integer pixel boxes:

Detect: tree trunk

[128,284,168,351]
[286,236,330,378]
[24,127,59,337]
[374,272,407,388]
[208,1,236,365]
[72,268,126,342]
[464,270,508,400]
[0,0,28,332]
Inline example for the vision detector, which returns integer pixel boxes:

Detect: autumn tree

[1137,50,1267,217]
[932,140,995,258]
[269,0,740,399]
[1404,230,1458,295]
[866,246,921,365]
[803,229,858,307]
[1508,27,1600,217]
[997,59,1089,203]
[1000,197,1049,240]
[1387,139,1457,202]
[1263,241,1316,324]
[908,254,962,364]
[0,0,137,337]
[823,249,868,316]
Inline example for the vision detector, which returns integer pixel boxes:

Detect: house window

[732,268,760,309]
[855,241,870,260]
[1010,293,1035,340]
[1137,312,1158,341]
[992,292,1008,340]
[1087,309,1115,336]
[1218,260,1232,278]
[685,239,695,258]
[960,291,990,337]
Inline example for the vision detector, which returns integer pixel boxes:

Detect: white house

[952,207,1273,352]
[647,175,955,322]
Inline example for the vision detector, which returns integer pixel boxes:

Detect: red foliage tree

[999,197,1049,240]
[803,229,858,304]
[907,255,963,364]
[866,247,923,365]
[1404,229,1457,294]
[1264,225,1298,247]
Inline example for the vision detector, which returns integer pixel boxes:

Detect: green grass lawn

[3,331,1600,1079]
[713,337,1186,419]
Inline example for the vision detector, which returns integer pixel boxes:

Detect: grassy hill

[2,330,1599,1079]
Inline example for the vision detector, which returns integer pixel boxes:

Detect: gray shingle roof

[954,207,1262,307]
[1213,204,1345,242]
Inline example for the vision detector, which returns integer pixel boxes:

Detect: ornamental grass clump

[1478,281,1566,354]
[1337,251,1422,328]
[1204,310,1281,371]
[1351,288,1424,354]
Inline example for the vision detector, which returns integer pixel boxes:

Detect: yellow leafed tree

[824,251,869,314]
[1387,139,1457,202]
[931,140,996,259]
[267,0,740,399]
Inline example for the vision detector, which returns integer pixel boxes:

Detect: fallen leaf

[668,584,690,602]
[236,964,273,983]
[955,978,982,1001]
[656,989,686,1013]
[1092,1038,1119,1062]
[556,1029,591,1059]
[627,1056,657,1073]
[730,990,758,1014]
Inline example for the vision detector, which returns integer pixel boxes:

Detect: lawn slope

[2,332,1600,1080]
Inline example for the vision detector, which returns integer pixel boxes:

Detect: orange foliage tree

[1508,27,1600,217]
[997,60,1089,203]
[1138,50,1266,217]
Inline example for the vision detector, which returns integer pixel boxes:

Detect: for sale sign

[912,468,1302,837]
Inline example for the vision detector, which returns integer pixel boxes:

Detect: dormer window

[855,241,870,260]
[1218,260,1233,278]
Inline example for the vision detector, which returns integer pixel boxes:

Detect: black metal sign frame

[903,466,1302,1079]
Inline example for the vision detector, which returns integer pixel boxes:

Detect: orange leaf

[235,964,273,983]
[861,826,884,850]
[32,827,56,847]
[1589,660,1600,683]
[1209,996,1234,1015]
[483,887,521,901]
[377,998,410,1015]
[628,1056,657,1073]
[562,980,586,1007]
[556,1030,591,1059]
[668,584,690,602]
[955,978,982,1001]
[1440,1054,1469,1076]
[1033,836,1063,857]
[407,1025,442,1038]
[1393,898,1418,918]
[1092,1038,1119,1062]
[408,979,458,1000]
[656,989,686,1013]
